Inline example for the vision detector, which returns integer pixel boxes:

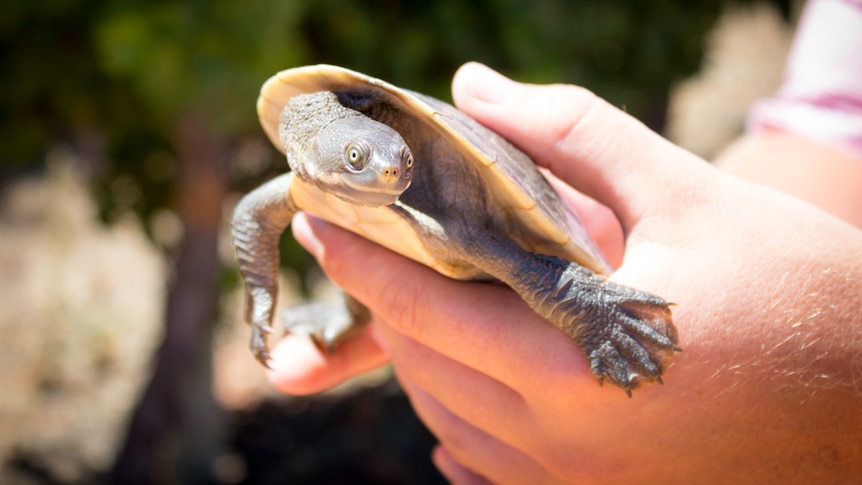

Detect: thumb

[451,62,709,232]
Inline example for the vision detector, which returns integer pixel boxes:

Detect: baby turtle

[232,65,679,394]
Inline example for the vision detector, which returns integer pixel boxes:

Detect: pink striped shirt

[748,0,862,160]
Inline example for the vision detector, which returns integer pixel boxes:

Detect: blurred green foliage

[1,0,786,245]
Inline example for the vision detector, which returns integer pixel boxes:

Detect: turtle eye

[345,142,369,171]
[401,147,414,177]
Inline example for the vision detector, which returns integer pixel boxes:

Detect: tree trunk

[110,114,229,485]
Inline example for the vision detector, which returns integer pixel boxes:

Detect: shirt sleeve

[747,0,862,160]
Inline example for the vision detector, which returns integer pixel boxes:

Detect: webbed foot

[579,289,679,395]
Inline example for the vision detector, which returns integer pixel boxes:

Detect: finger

[451,62,710,231]
[293,213,597,398]
[266,324,389,395]
[384,324,650,484]
[399,374,569,485]
[376,320,532,447]
[432,446,495,485]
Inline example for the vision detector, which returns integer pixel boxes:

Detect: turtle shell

[257,64,610,277]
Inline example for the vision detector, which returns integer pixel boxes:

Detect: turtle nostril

[380,167,401,184]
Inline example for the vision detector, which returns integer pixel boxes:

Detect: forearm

[715,129,862,229]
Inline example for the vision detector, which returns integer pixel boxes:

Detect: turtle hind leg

[282,293,371,351]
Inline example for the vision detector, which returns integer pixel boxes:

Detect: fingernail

[458,62,520,105]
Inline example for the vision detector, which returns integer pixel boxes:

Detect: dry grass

[0,152,165,483]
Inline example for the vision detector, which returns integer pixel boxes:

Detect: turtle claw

[250,325,273,368]
[254,351,273,369]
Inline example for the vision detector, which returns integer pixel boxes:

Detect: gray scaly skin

[232,91,679,394]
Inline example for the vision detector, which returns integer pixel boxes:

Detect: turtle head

[312,116,414,206]
[282,92,414,207]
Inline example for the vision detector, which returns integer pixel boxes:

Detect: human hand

[269,63,862,484]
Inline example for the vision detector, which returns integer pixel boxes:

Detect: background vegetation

[0,1,790,483]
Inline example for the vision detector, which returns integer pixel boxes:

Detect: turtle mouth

[344,180,405,196]
[339,175,410,206]
[313,171,409,207]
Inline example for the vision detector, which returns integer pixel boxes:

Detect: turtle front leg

[231,173,298,365]
[466,235,680,395]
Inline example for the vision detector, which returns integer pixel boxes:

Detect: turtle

[231,64,679,394]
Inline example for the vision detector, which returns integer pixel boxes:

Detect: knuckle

[547,86,601,152]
